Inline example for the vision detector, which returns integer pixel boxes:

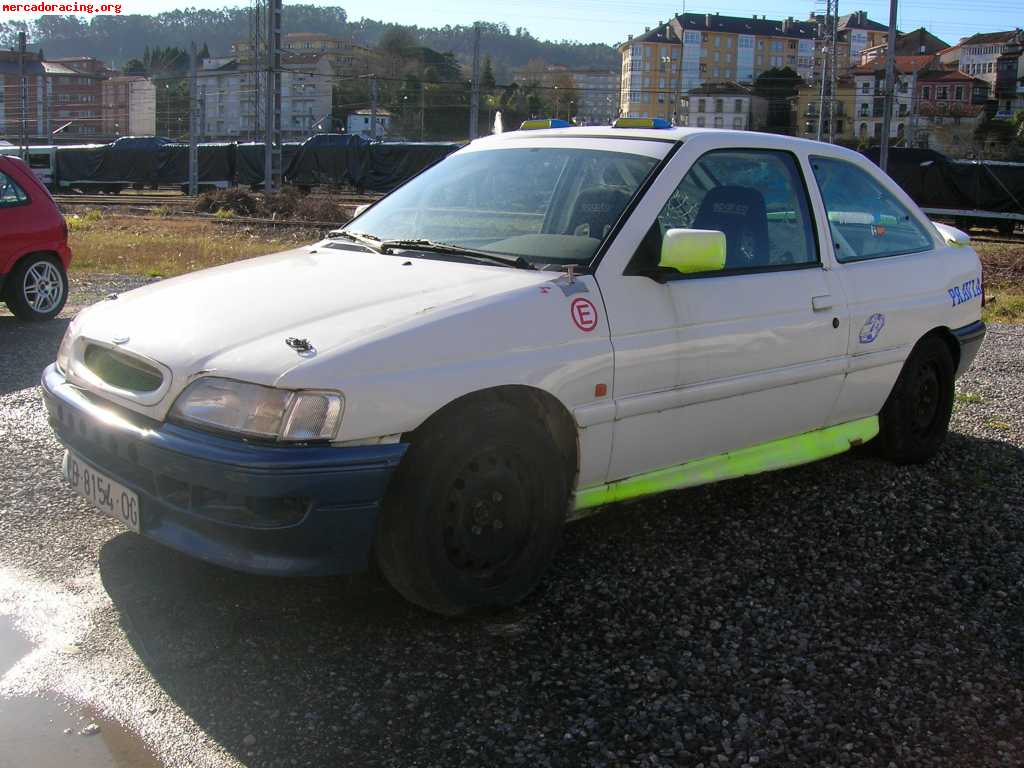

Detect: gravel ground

[1,276,1023,768]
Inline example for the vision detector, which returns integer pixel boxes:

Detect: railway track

[55,191,381,209]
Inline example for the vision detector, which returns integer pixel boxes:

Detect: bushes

[194,186,343,223]
[195,188,260,216]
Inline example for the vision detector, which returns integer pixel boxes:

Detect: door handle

[812,295,833,311]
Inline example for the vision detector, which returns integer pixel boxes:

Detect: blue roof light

[613,117,673,129]
[519,118,572,130]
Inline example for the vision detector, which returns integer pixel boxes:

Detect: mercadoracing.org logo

[3,2,122,11]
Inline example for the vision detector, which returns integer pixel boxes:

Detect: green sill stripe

[572,416,879,513]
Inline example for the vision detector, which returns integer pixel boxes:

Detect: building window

[861,81,870,94]
[713,115,723,127]
[727,37,734,49]
[922,86,931,100]
[697,98,706,113]
[955,85,964,100]
[734,99,743,112]
[714,98,723,112]
[696,116,706,127]
[937,86,948,100]
[714,36,721,48]
[732,116,743,129]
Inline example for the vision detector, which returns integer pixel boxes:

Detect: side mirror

[353,203,371,218]
[659,228,727,276]
[932,221,970,248]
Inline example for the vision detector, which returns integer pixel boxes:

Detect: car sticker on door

[858,313,885,344]
[948,277,982,307]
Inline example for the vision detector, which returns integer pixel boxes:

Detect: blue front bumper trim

[42,364,407,576]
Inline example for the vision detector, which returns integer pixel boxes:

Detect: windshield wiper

[327,229,383,252]
[380,239,536,270]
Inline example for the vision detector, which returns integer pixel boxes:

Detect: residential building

[994,37,1024,118]
[679,81,768,130]
[101,75,157,137]
[47,57,108,139]
[836,11,890,68]
[858,28,949,66]
[618,13,818,122]
[953,30,1023,86]
[199,53,333,140]
[794,77,857,142]
[510,65,619,124]
[346,109,393,138]
[912,69,989,154]
[232,33,375,78]
[852,56,934,142]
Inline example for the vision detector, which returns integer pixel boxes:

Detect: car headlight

[56,322,78,375]
[170,377,344,442]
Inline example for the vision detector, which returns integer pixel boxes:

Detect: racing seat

[566,187,632,240]
[692,185,769,269]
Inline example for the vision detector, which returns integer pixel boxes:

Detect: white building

[571,69,620,125]
[679,81,767,129]
[852,57,926,141]
[346,110,393,139]
[199,54,333,141]
[949,30,1023,87]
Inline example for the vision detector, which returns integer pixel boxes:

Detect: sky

[4,0,1019,47]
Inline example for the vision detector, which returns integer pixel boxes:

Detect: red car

[0,154,71,320]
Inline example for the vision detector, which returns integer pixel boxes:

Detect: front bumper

[41,364,407,576]
[952,320,986,377]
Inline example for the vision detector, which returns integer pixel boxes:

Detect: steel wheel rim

[911,360,940,435]
[441,448,536,583]
[23,261,63,314]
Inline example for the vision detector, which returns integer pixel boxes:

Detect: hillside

[0,6,620,80]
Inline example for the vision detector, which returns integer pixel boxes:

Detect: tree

[753,67,802,132]
[481,55,496,92]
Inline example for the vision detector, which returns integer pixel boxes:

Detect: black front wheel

[376,398,569,616]
[876,335,955,464]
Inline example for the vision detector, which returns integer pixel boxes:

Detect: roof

[686,80,754,96]
[852,54,937,75]
[837,12,888,32]
[41,62,82,76]
[916,69,989,85]
[960,30,1020,47]
[624,12,817,46]
[860,28,950,56]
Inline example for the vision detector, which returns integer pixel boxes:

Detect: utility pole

[18,31,28,160]
[815,0,830,142]
[469,22,481,140]
[188,41,199,197]
[263,0,282,192]
[829,5,838,143]
[879,0,898,172]
[420,86,425,140]
[370,76,379,138]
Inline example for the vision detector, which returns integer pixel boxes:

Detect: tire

[875,335,955,464]
[376,398,569,616]
[4,254,68,321]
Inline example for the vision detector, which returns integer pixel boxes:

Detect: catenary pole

[879,0,898,172]
[829,2,838,143]
[263,0,282,192]
[18,31,28,159]
[469,23,481,139]
[188,41,199,197]
[370,76,379,138]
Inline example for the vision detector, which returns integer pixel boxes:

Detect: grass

[955,392,984,404]
[982,287,1024,324]
[68,213,325,278]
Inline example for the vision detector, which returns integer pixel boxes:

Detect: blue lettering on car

[949,276,983,306]
[859,313,885,344]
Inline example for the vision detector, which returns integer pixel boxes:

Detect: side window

[809,156,934,262]
[652,149,818,271]
[0,171,29,207]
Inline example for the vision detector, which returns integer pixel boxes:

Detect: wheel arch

[923,325,960,372]
[402,385,580,490]
[2,250,64,297]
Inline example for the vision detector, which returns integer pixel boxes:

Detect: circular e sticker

[570,297,598,332]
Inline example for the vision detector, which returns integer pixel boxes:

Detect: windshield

[346,146,661,266]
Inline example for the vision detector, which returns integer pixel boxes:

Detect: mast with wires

[469,22,481,140]
[263,0,282,192]
[814,0,838,143]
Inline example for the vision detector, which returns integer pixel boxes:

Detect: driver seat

[566,187,632,240]
[692,186,769,269]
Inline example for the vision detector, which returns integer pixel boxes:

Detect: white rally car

[43,119,985,615]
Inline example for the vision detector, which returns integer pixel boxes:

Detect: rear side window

[654,149,818,271]
[0,171,29,207]
[809,156,934,263]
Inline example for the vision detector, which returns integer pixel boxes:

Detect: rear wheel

[376,399,568,616]
[4,254,68,321]
[875,335,955,464]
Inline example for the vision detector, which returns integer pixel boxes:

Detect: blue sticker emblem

[859,313,885,344]
[948,276,983,307]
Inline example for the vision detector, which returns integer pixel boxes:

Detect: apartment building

[618,12,817,122]
[858,28,949,66]
[678,81,767,130]
[511,64,619,125]
[852,56,933,141]
[199,53,334,140]
[794,78,857,142]
[232,32,375,78]
[101,75,157,137]
[943,30,1024,86]
[994,37,1024,118]
[48,57,109,139]
[912,69,988,154]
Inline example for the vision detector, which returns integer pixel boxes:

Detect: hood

[71,244,553,411]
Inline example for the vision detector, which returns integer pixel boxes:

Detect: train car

[0,144,59,189]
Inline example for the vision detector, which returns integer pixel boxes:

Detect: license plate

[62,450,141,533]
